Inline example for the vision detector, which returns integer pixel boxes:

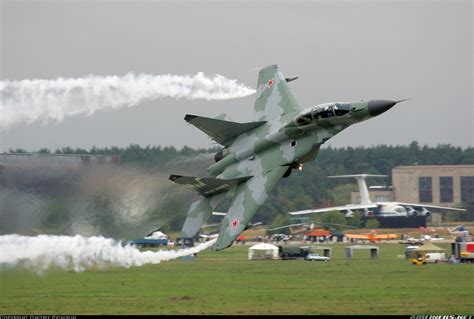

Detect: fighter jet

[169,64,404,251]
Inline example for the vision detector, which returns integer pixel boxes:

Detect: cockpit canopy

[295,103,351,126]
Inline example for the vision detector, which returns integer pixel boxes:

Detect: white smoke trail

[0,234,216,273]
[0,73,256,128]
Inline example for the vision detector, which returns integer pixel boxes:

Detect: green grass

[1,243,473,315]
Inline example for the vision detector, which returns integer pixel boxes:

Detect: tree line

[6,141,474,231]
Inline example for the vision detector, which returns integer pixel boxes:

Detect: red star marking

[231,218,239,229]
[267,79,273,88]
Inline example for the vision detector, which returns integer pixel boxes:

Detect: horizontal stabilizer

[285,76,299,83]
[184,114,266,146]
[169,174,252,197]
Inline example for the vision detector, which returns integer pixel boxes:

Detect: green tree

[321,211,348,231]
[444,211,465,222]
[8,148,27,153]
[364,219,380,229]
[329,183,356,206]
[346,211,363,228]
[37,148,51,154]
[10,142,474,232]
[268,214,291,235]
[42,200,71,234]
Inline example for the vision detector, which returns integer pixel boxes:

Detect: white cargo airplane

[288,174,466,218]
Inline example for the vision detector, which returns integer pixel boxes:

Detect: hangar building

[392,165,473,210]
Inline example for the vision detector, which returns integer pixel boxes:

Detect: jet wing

[345,234,370,240]
[214,166,288,250]
[169,175,252,197]
[288,203,378,216]
[374,234,397,240]
[394,202,466,211]
[184,114,266,146]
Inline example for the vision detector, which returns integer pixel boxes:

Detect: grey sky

[1,0,472,152]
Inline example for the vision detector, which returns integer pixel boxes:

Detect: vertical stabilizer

[327,174,388,204]
[254,65,302,122]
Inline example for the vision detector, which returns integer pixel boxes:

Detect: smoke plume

[0,153,213,238]
[0,73,255,128]
[0,234,216,273]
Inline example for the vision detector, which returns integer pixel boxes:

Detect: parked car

[412,256,427,265]
[304,253,330,261]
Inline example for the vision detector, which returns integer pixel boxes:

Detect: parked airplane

[447,225,470,237]
[170,64,405,250]
[288,174,466,218]
[267,221,358,234]
[400,234,445,245]
[345,230,397,242]
[398,226,444,244]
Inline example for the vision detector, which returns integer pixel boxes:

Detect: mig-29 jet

[169,64,404,251]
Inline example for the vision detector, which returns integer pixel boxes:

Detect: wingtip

[169,175,181,182]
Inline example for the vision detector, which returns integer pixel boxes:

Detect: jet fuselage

[207,100,397,179]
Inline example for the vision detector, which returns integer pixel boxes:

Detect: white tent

[248,243,279,260]
[145,231,168,240]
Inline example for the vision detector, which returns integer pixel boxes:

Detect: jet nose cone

[367,100,397,117]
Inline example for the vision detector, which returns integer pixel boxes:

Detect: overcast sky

[0,0,472,152]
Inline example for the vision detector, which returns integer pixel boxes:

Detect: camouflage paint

[174,64,398,250]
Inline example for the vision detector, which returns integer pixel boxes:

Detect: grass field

[1,242,473,315]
